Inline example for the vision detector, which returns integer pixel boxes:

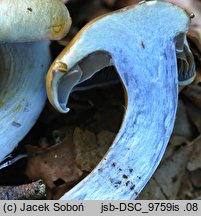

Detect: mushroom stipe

[0,0,71,163]
[46,1,195,200]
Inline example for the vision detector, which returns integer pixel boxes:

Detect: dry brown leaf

[25,130,83,189]
[74,128,116,172]
[189,169,201,188]
[187,135,201,171]
[139,145,192,199]
[74,128,97,172]
[177,171,194,199]
[183,85,201,109]
[153,146,192,199]
[102,0,116,6]
[161,136,201,199]
[185,99,201,133]
[170,100,196,146]
[194,64,201,84]
[170,135,189,147]
[137,178,166,200]
[115,0,141,8]
[175,136,201,199]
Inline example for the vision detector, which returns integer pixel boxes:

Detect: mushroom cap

[46,0,192,113]
[0,0,71,42]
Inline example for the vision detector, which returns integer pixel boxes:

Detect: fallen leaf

[187,135,201,171]
[25,130,83,189]
[170,100,196,146]
[189,169,201,188]
[185,99,201,133]
[177,171,194,199]
[139,145,192,199]
[137,178,166,200]
[183,85,201,109]
[74,128,116,172]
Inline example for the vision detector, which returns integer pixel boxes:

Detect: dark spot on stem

[98,168,103,173]
[122,174,128,179]
[130,185,135,190]
[12,121,21,128]
[125,181,130,186]
[115,181,122,185]
[109,178,114,183]
[111,163,116,167]
[27,8,32,12]
[141,41,145,49]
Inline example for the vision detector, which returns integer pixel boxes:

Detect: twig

[0,180,46,200]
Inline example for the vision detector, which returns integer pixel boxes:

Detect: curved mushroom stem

[46,1,192,199]
[0,41,50,162]
[0,0,71,164]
